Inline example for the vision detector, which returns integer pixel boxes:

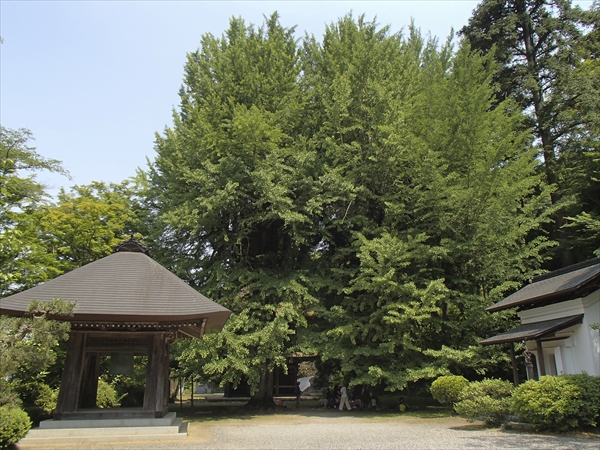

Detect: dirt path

[14,412,599,450]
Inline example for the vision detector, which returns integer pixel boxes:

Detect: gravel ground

[14,412,599,450]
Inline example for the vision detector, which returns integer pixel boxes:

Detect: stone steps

[18,412,188,446]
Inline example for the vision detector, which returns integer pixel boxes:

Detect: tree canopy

[147,12,565,402]
[461,0,600,267]
[1,4,598,409]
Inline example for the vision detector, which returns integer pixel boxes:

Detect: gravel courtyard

[14,411,599,450]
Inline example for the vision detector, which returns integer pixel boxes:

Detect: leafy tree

[149,13,557,402]
[306,19,554,391]
[461,0,600,267]
[0,300,74,409]
[0,127,69,296]
[36,181,141,273]
[150,13,323,407]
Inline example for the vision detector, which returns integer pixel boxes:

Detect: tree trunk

[245,366,275,409]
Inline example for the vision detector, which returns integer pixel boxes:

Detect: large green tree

[302,17,554,391]
[461,0,600,267]
[150,13,559,400]
[150,14,323,407]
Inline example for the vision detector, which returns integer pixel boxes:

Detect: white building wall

[518,290,599,376]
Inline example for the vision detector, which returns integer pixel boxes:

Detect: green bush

[512,374,600,431]
[564,374,600,428]
[13,381,57,425]
[0,405,31,449]
[454,378,514,426]
[430,375,469,406]
[96,379,122,409]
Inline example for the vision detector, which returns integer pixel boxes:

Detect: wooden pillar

[143,333,169,417]
[509,342,520,387]
[536,339,546,376]
[79,353,100,409]
[54,331,87,419]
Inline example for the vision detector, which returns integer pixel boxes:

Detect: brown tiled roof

[480,314,583,346]
[486,258,600,313]
[0,252,230,333]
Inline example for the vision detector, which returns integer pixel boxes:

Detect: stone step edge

[39,412,178,429]
[18,423,188,446]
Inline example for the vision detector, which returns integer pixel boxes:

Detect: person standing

[338,382,351,411]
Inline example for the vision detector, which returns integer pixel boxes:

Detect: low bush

[512,374,600,431]
[96,379,122,409]
[430,375,469,406]
[13,381,57,425]
[0,405,31,449]
[564,374,600,428]
[454,378,514,426]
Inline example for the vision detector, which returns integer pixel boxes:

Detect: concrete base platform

[18,412,188,446]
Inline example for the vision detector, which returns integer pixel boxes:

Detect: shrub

[454,378,514,426]
[564,374,600,428]
[96,379,122,409]
[511,375,582,431]
[0,405,31,449]
[13,381,57,425]
[430,375,469,406]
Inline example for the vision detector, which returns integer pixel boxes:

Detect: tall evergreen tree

[461,0,600,267]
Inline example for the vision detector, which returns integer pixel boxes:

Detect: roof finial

[115,235,151,256]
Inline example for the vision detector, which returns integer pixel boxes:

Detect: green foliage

[560,374,600,428]
[151,13,321,405]
[0,126,69,296]
[37,182,137,272]
[96,379,122,409]
[12,381,57,425]
[0,405,31,449]
[103,356,148,407]
[0,299,73,423]
[461,0,600,266]
[311,20,553,391]
[430,375,469,406]
[148,12,557,400]
[511,375,600,431]
[0,300,74,385]
[454,378,514,426]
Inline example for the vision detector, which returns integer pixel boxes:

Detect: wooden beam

[177,325,204,340]
[509,342,520,386]
[536,339,546,376]
[84,345,149,354]
[55,331,87,419]
[79,352,100,409]
[143,333,169,417]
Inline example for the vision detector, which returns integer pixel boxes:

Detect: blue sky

[1,1,594,197]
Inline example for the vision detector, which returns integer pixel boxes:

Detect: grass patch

[171,396,454,423]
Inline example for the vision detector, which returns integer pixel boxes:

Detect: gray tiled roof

[0,252,230,333]
[480,314,583,345]
[487,259,600,312]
